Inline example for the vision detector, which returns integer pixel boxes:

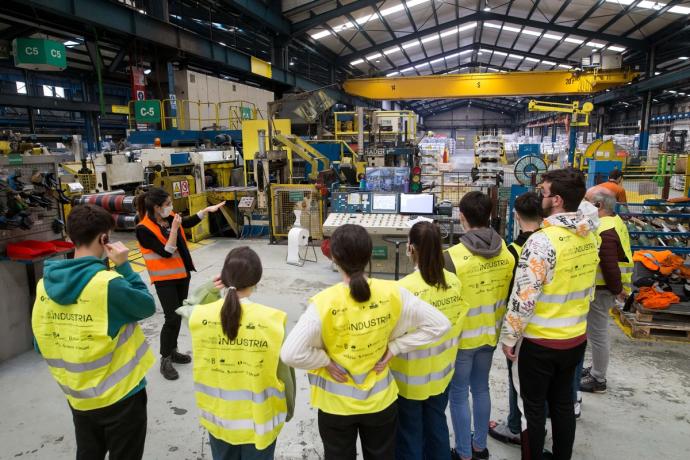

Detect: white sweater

[281,285,451,370]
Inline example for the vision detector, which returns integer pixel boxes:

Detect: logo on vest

[431,295,462,308]
[478,259,509,270]
[218,335,269,348]
[349,313,392,331]
[46,311,93,323]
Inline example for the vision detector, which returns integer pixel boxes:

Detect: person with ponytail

[135,187,225,380]
[177,246,295,460]
[390,221,468,460]
[281,224,451,460]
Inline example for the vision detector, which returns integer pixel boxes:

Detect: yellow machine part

[186,193,211,242]
[153,174,196,213]
[343,70,638,100]
[206,162,235,188]
[273,132,330,179]
[241,119,293,184]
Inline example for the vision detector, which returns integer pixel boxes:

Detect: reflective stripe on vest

[446,241,515,349]
[524,226,599,340]
[309,279,402,415]
[32,271,154,411]
[137,213,188,283]
[200,411,287,436]
[595,215,634,291]
[390,269,466,400]
[190,299,287,449]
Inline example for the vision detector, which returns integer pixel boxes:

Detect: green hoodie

[37,257,156,402]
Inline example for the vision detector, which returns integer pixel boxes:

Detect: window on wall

[16,82,27,94]
[42,85,65,98]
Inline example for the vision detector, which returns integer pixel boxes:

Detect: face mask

[159,205,173,218]
[579,201,599,222]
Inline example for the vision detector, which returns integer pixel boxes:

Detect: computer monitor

[371,193,398,213]
[399,193,435,215]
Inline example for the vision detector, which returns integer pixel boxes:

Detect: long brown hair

[136,187,169,220]
[219,246,263,340]
[330,224,372,302]
[409,221,448,290]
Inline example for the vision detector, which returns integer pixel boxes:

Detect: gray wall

[423,106,515,130]
[0,264,33,362]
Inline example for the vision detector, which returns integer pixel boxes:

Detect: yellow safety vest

[524,226,600,340]
[308,279,402,415]
[190,299,287,450]
[390,270,467,400]
[446,241,515,349]
[596,215,633,292]
[32,270,154,411]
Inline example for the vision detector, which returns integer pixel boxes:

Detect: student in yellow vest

[32,204,156,459]
[579,186,631,394]
[391,221,468,460]
[489,191,542,446]
[176,246,295,460]
[135,187,225,380]
[444,191,515,460]
[281,224,450,460]
[500,168,599,460]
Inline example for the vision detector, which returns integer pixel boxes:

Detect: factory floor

[2,237,689,460]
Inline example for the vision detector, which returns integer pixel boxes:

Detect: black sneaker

[171,349,191,364]
[472,448,489,460]
[543,450,554,459]
[160,356,179,380]
[450,448,461,460]
[581,366,592,378]
[580,374,607,393]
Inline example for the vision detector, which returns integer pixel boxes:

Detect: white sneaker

[577,390,582,404]
[574,401,581,419]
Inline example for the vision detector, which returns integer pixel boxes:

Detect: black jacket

[506,230,536,300]
[135,213,201,282]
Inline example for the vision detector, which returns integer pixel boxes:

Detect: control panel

[323,213,411,236]
[332,192,371,213]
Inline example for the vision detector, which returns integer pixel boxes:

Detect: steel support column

[639,48,656,159]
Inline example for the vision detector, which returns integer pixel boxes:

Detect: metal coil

[74,194,137,213]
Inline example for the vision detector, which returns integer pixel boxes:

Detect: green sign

[8,154,23,165]
[134,100,161,123]
[288,191,304,202]
[13,38,67,71]
[372,246,388,260]
[241,107,253,120]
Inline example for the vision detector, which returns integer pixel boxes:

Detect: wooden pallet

[633,302,690,323]
[614,307,690,342]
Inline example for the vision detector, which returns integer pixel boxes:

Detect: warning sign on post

[172,181,181,199]
[180,180,190,197]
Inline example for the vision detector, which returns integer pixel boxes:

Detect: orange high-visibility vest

[137,212,188,283]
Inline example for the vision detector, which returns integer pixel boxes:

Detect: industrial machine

[528,99,594,163]
[663,130,687,154]
[473,134,506,186]
[574,139,628,171]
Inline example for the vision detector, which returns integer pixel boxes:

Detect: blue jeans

[449,345,495,459]
[396,388,450,460]
[209,433,276,460]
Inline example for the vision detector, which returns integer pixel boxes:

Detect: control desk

[323,213,410,236]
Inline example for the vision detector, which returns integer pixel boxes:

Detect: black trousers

[154,277,190,357]
[71,389,147,460]
[518,339,587,460]
[318,402,398,460]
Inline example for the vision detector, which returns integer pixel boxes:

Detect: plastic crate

[6,240,57,260]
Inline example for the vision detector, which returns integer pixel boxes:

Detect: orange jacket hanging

[632,250,684,276]
[137,213,188,283]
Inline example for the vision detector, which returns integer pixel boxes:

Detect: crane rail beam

[343,70,639,100]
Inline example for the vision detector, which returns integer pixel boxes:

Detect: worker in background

[579,186,631,394]
[500,168,599,460]
[281,224,450,460]
[489,191,542,446]
[32,205,156,459]
[598,169,627,203]
[176,247,295,460]
[135,187,225,380]
[391,221,468,460]
[444,191,516,460]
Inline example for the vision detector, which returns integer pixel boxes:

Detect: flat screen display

[372,194,398,213]
[399,193,434,215]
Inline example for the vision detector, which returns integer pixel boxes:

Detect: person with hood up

[500,168,600,460]
[444,191,516,460]
[32,204,156,459]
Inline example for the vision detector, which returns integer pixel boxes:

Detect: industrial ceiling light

[143,69,152,75]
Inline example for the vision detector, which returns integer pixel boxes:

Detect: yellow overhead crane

[343,69,638,100]
[527,100,593,127]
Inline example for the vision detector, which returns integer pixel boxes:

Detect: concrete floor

[1,237,689,460]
